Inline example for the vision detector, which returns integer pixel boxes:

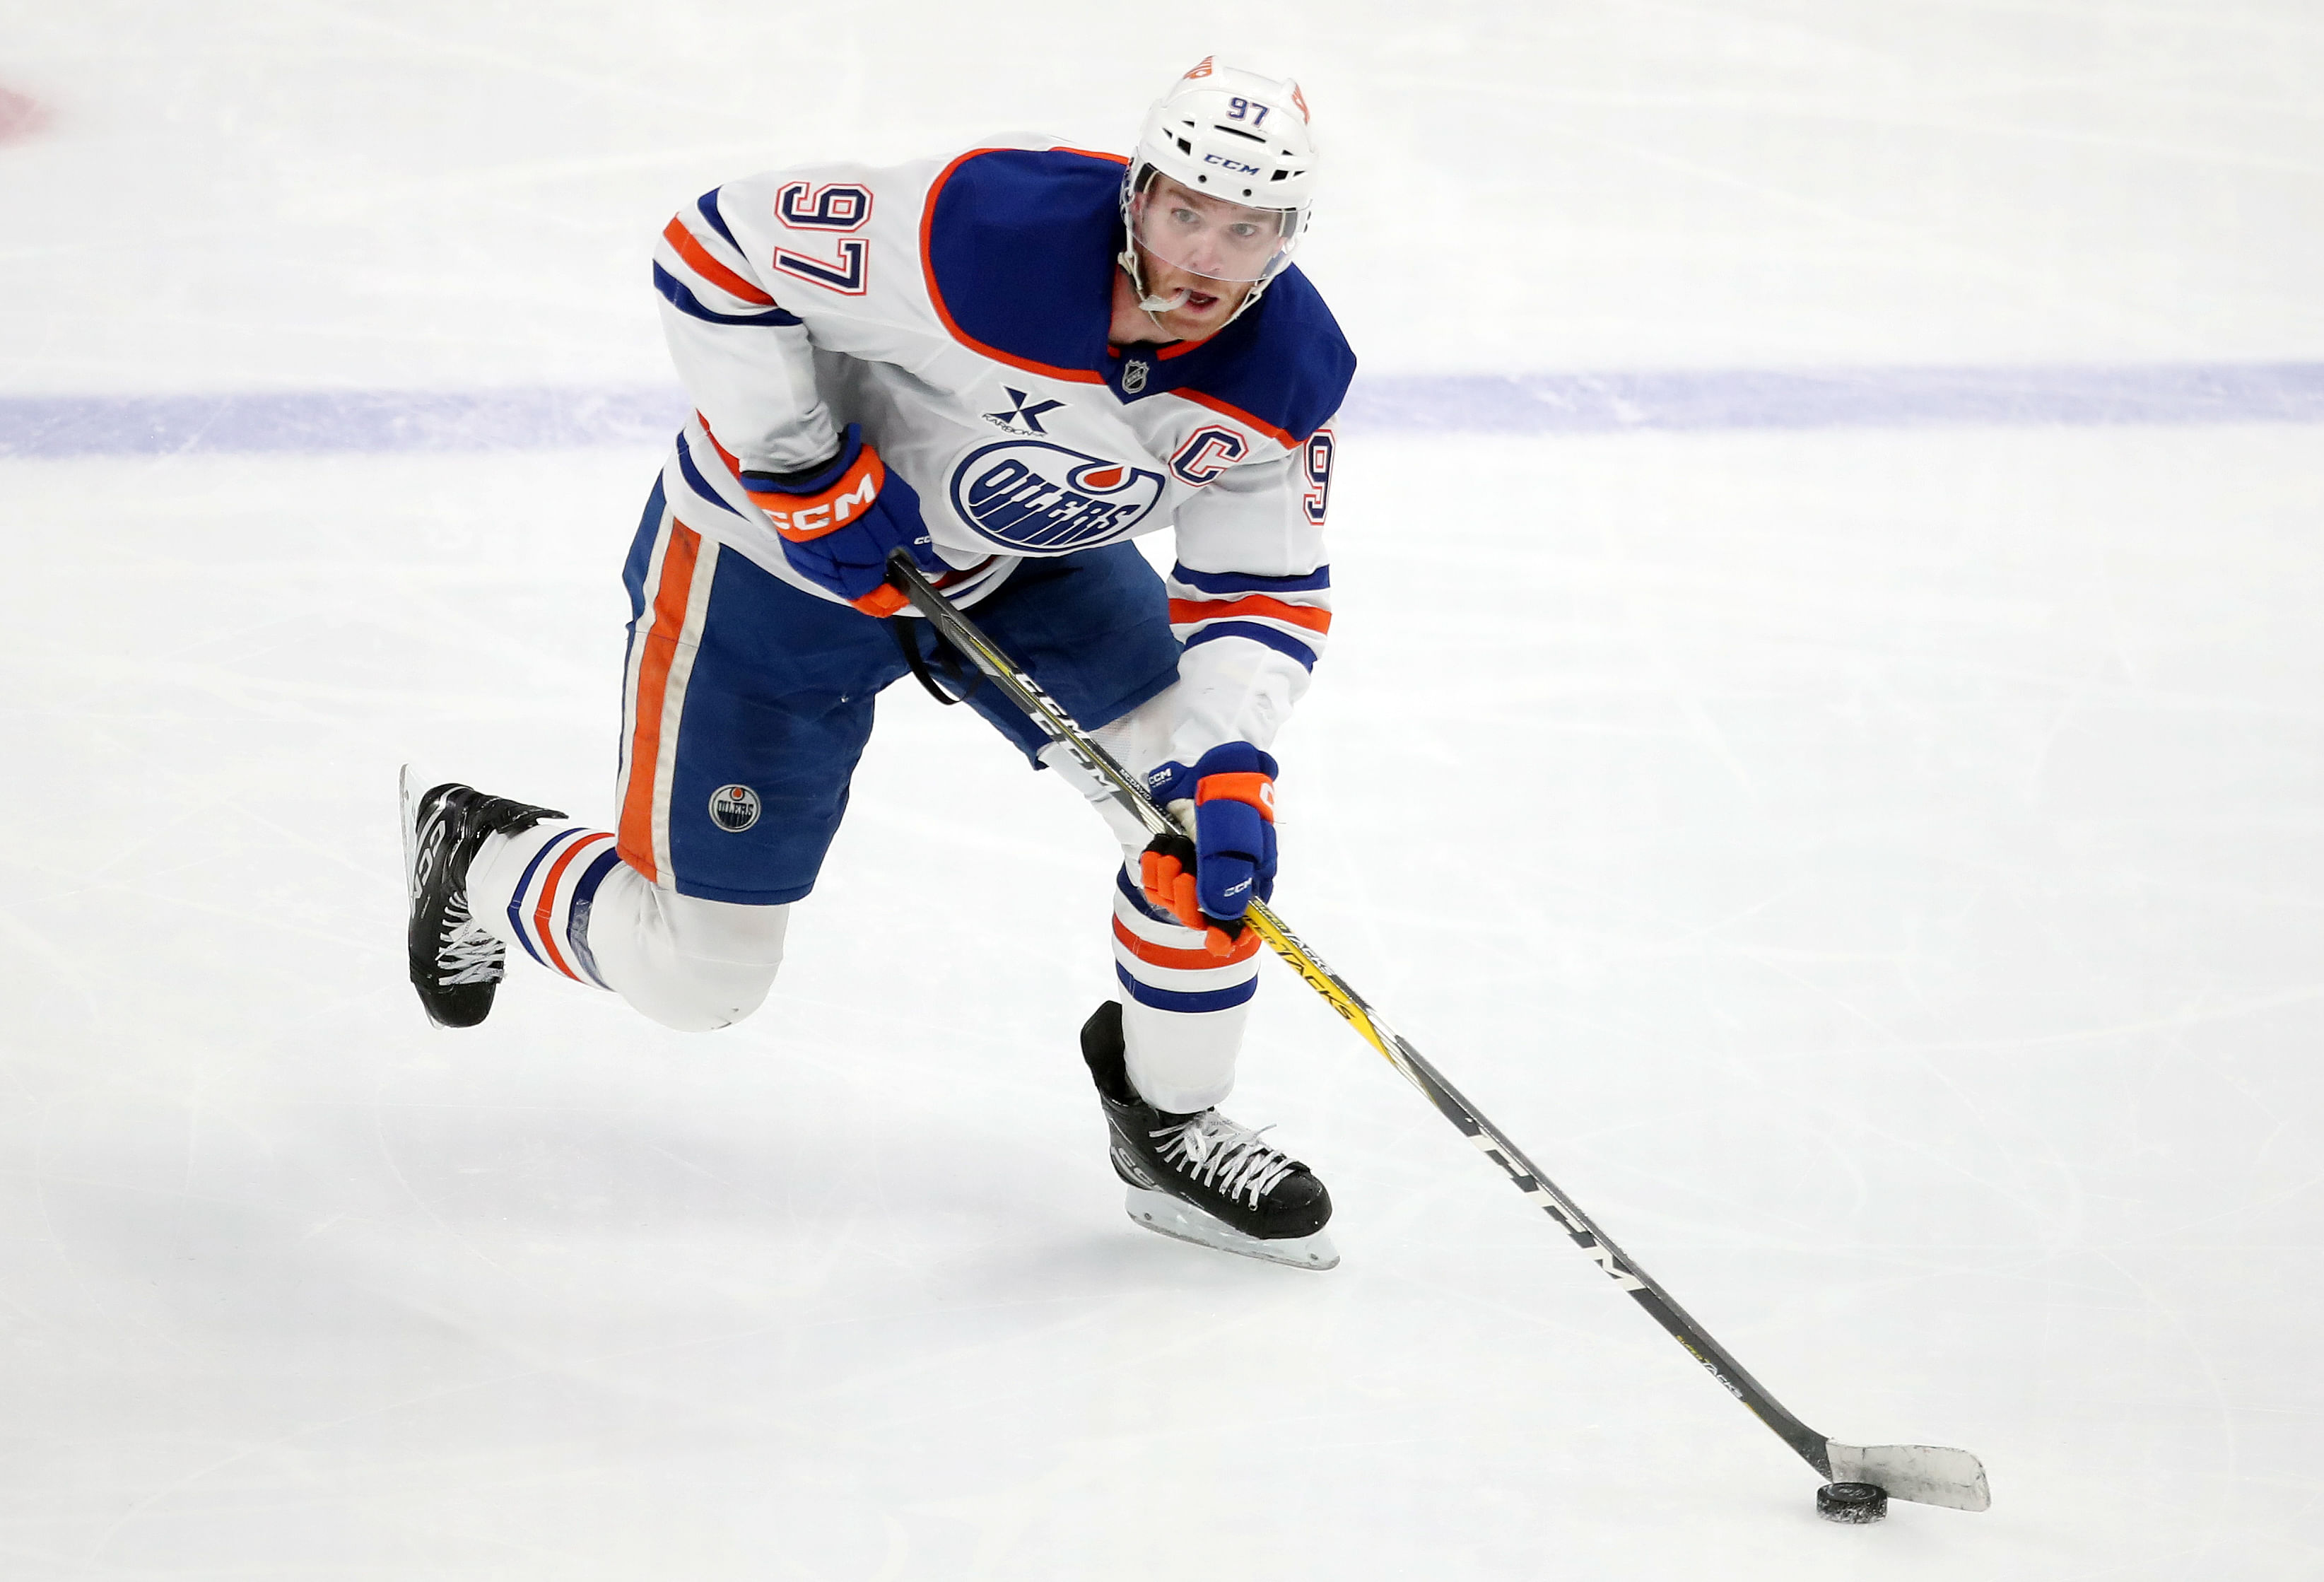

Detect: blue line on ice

[4,363,2321,457]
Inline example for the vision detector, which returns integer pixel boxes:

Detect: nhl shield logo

[708,783,760,833]
[1121,358,1150,394]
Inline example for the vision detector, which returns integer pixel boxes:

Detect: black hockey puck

[1817,1482,1889,1523]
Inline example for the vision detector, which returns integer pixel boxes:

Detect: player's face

[1132,246,1252,334]
[1133,175,1294,282]
[1129,176,1293,331]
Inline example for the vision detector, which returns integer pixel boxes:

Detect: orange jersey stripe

[532,833,614,981]
[617,520,705,883]
[1113,915,1262,970]
[1168,594,1332,635]
[1172,387,1301,449]
[660,216,776,307]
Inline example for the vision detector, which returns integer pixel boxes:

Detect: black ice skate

[1079,1000,1338,1270]
[399,766,563,1029]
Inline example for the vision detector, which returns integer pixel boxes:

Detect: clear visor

[1130,177,1301,285]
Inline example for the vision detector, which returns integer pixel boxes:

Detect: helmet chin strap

[1117,242,1272,334]
[1118,247,1188,325]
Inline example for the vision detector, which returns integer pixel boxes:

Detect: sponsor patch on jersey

[948,440,1166,551]
[709,783,761,833]
[983,386,1064,435]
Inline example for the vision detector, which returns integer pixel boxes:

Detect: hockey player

[403,59,1354,1270]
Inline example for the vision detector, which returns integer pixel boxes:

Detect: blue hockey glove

[740,423,943,616]
[1139,742,1279,956]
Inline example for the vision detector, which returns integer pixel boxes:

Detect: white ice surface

[6,0,2323,388]
[3,4,2322,1579]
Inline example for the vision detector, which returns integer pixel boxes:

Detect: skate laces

[419,797,503,987]
[435,899,505,986]
[1150,1111,1296,1207]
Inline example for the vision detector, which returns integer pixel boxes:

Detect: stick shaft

[887,554,1833,1477]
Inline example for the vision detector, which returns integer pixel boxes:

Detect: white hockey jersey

[647,140,1355,758]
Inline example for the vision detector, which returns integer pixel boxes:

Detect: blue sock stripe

[1113,947,1260,994]
[563,845,626,990]
[1115,963,1260,1015]
[504,827,584,970]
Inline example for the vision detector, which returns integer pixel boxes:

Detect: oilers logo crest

[949,440,1166,551]
[708,784,761,833]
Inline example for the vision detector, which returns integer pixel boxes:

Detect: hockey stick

[884,551,1990,1517]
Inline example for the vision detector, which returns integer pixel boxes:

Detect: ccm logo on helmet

[949,440,1165,551]
[1203,153,1261,175]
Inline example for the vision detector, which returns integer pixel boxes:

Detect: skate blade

[1123,1186,1339,1271]
[398,764,420,898]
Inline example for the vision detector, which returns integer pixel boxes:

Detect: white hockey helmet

[1121,59,1317,315]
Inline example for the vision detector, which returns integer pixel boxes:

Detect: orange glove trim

[746,446,888,543]
[1195,771,1275,821]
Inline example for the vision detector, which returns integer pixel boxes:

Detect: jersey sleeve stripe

[1181,621,1319,672]
[661,217,776,306]
[653,263,803,327]
[674,432,746,517]
[694,415,745,477]
[1168,594,1332,635]
[1168,563,1330,596]
[694,189,746,257]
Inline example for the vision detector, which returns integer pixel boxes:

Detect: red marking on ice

[0,85,52,143]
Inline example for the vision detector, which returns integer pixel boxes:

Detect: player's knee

[624,951,784,1032]
[592,879,790,1033]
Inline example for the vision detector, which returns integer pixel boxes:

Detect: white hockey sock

[1110,865,1260,1113]
[468,821,623,988]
